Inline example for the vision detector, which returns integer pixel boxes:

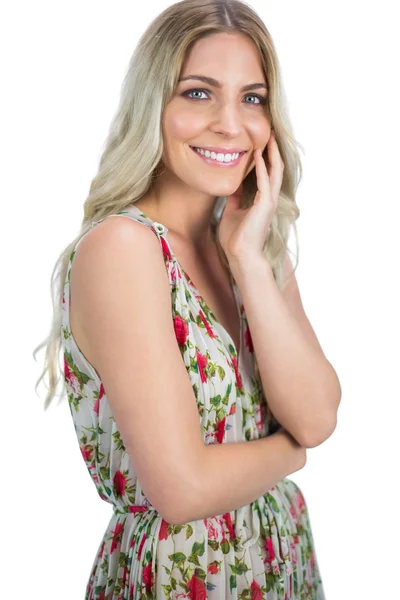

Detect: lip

[190,146,248,154]
[190,146,247,168]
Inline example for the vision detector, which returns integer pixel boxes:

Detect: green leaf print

[169,552,186,563]
[217,364,226,379]
[64,347,91,387]
[265,572,275,592]
[161,584,172,596]
[230,556,250,575]
[185,524,193,539]
[221,539,230,554]
[216,407,226,421]
[210,395,222,407]
[118,551,129,567]
[188,553,200,566]
[207,362,217,377]
[208,538,219,551]
[266,492,280,513]
[172,524,184,535]
[193,567,206,580]
[99,465,110,480]
[75,368,91,385]
[190,355,199,374]
[67,391,81,411]
[191,539,205,556]
[62,210,327,600]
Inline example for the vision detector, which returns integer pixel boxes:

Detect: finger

[267,135,283,203]
[253,149,271,208]
[255,149,270,194]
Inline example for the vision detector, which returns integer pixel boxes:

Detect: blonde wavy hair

[33,0,303,410]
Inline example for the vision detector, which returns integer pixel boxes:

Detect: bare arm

[229,254,341,449]
[178,428,306,526]
[71,216,305,526]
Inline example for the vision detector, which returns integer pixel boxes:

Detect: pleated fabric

[61,204,326,599]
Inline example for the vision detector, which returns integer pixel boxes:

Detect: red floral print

[61,206,326,599]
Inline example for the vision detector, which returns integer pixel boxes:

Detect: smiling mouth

[189,146,247,167]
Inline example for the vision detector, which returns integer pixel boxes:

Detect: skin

[135,31,273,253]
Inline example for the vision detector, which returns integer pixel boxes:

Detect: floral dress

[61,204,326,599]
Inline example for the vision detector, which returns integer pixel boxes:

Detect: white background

[2,0,399,598]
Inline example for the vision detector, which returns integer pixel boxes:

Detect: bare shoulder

[69,214,169,366]
[68,214,205,524]
[72,214,164,274]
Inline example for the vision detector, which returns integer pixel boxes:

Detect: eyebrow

[178,74,267,92]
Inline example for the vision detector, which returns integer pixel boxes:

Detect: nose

[208,101,243,138]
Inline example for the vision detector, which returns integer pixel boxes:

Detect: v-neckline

[123,205,243,367]
[178,258,243,366]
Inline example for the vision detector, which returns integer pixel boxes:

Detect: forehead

[181,32,265,83]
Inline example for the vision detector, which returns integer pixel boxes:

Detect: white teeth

[194,147,241,162]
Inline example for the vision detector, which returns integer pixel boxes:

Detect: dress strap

[68,206,169,260]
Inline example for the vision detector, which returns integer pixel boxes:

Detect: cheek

[163,108,204,143]
[247,118,270,143]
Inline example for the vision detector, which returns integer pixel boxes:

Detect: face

[161,32,272,199]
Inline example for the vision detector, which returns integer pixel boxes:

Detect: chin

[200,178,244,194]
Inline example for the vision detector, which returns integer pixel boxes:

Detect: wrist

[276,429,307,469]
[227,253,272,284]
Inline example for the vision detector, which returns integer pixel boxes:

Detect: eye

[182,88,267,105]
[182,89,208,100]
[244,93,267,106]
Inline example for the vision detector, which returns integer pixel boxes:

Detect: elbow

[163,496,198,527]
[163,447,207,526]
[160,492,193,526]
[161,473,203,526]
[165,511,191,527]
[299,383,341,448]
[299,413,338,449]
[162,509,184,527]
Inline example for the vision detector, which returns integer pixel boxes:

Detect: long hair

[33,0,303,410]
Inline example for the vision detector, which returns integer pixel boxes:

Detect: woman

[34,0,341,597]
